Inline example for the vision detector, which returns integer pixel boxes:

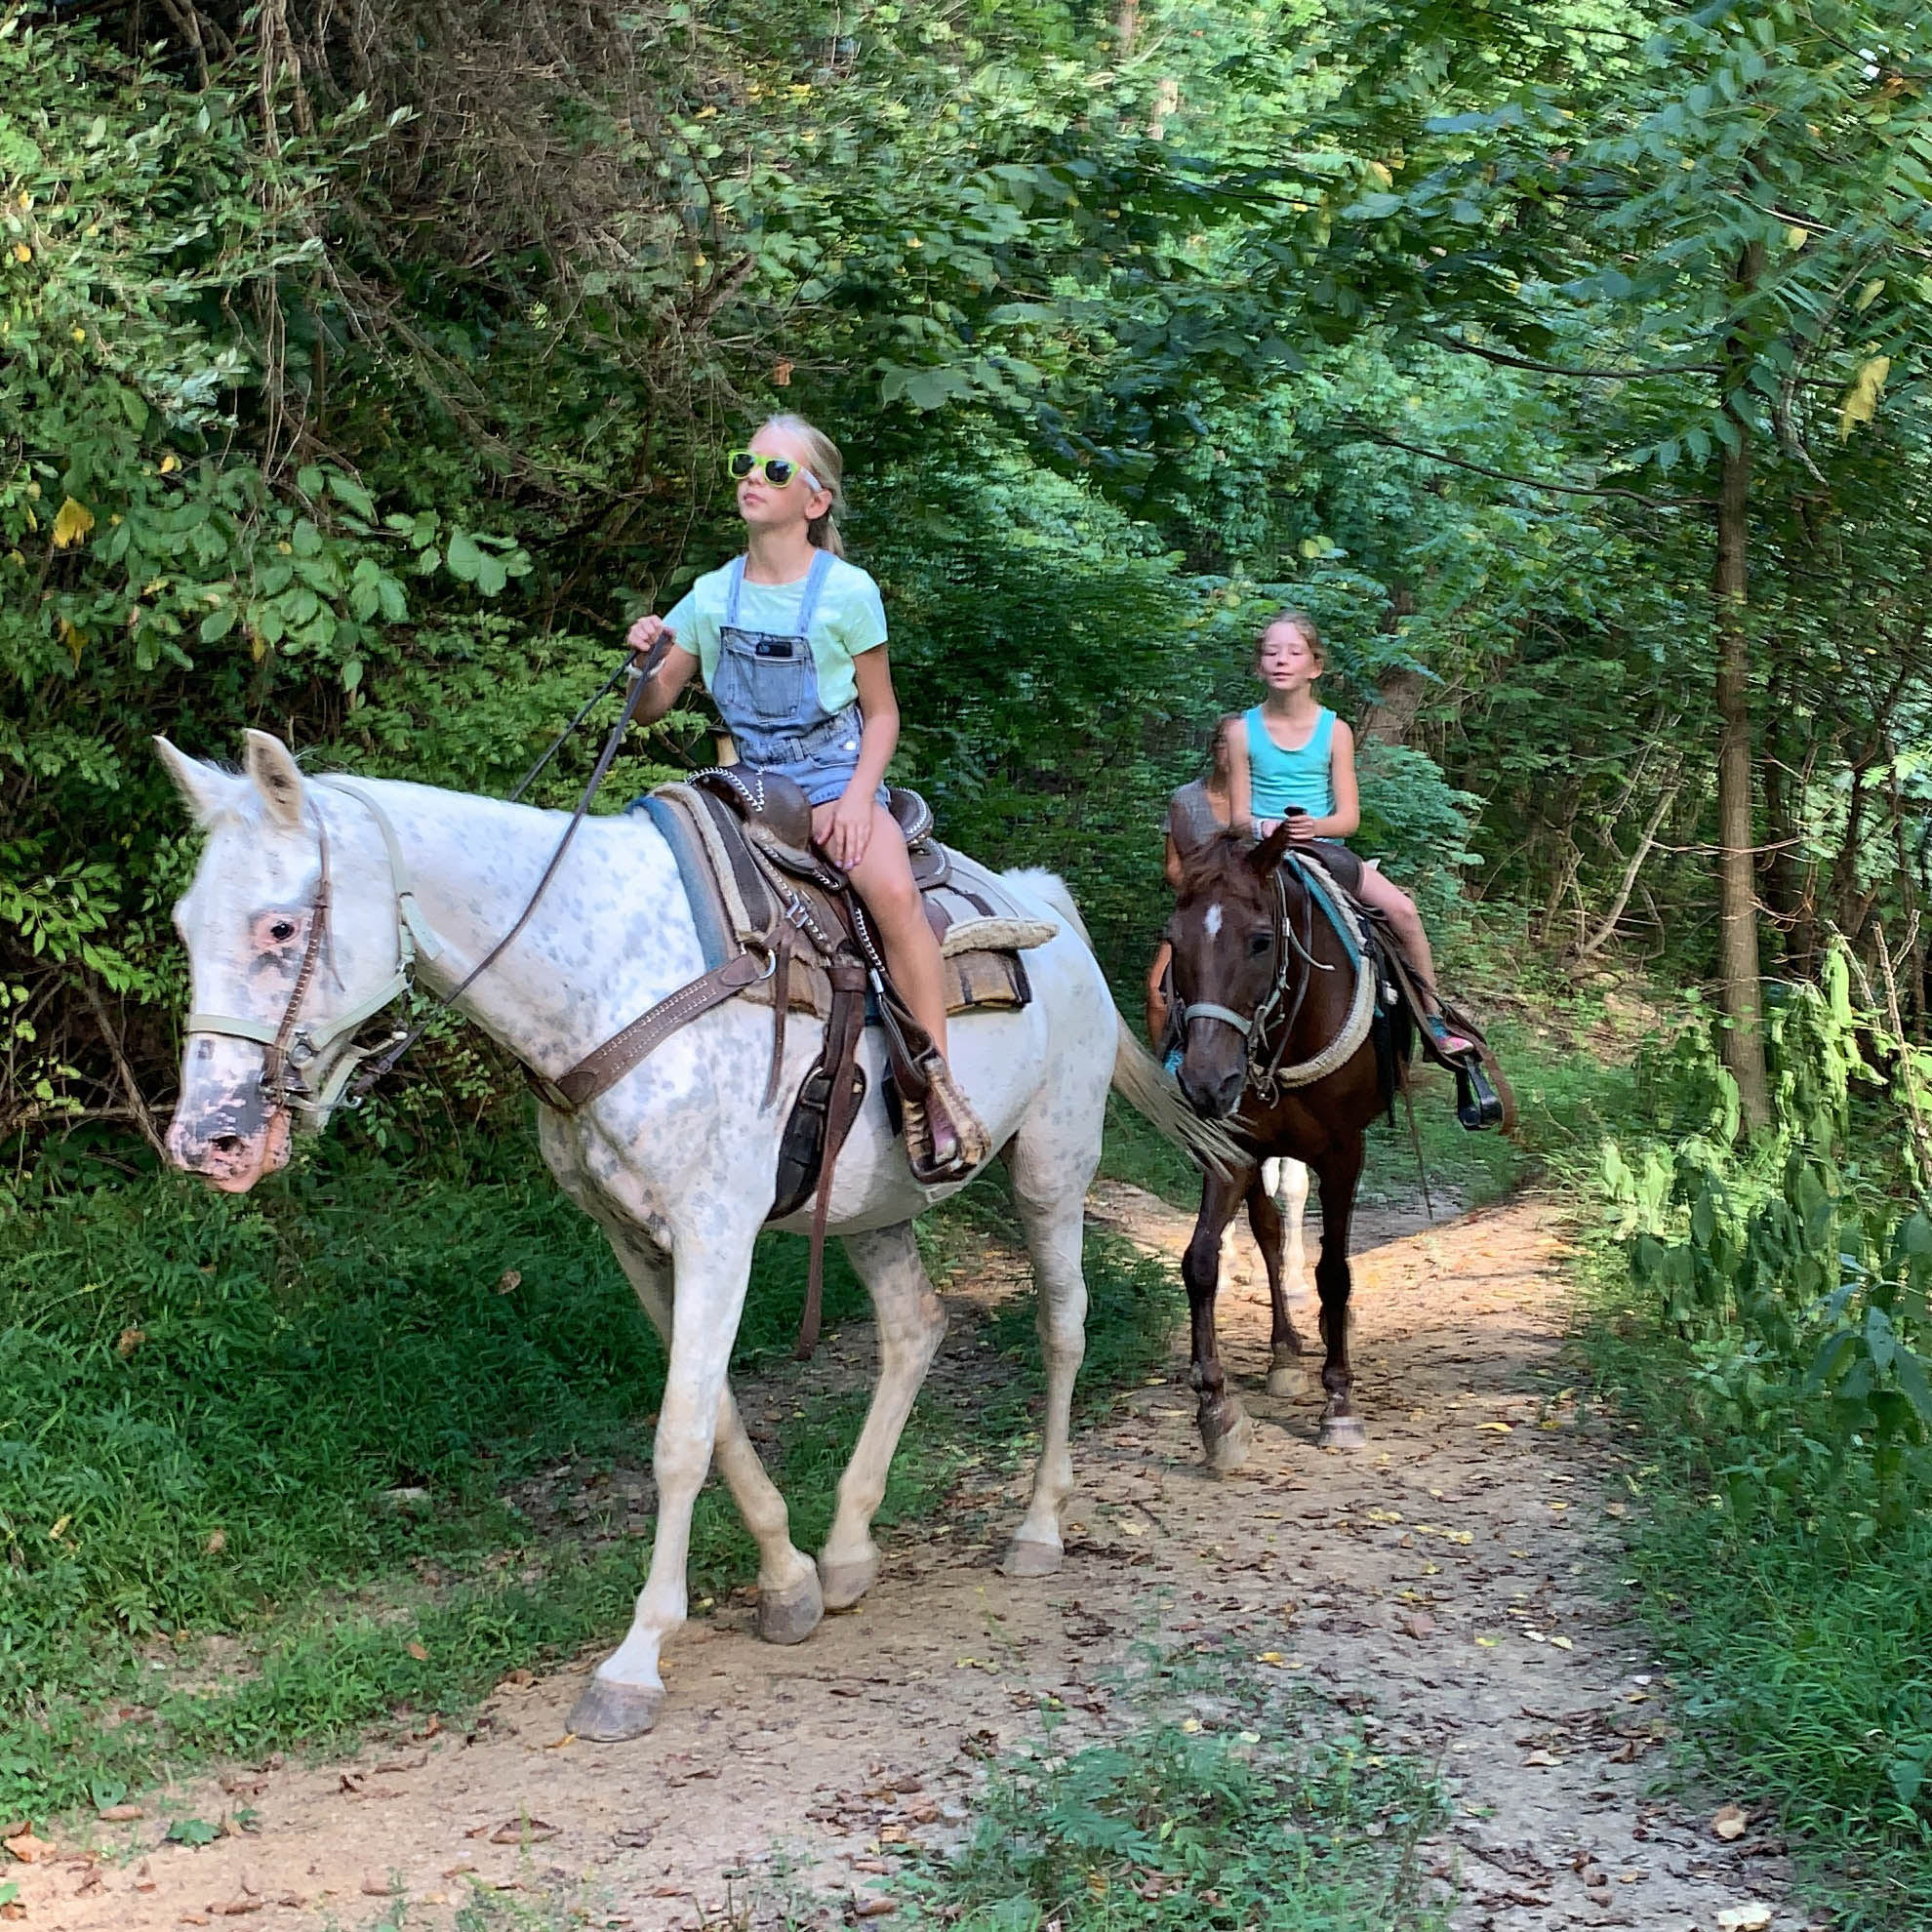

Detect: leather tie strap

[528,947,774,1113]
[797,959,870,1361]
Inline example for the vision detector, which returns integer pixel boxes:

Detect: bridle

[182,777,444,1127]
[1173,857,1340,1106]
[183,650,658,1128]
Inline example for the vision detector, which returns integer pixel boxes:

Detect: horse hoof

[756,1570,825,1646]
[999,1536,1064,1578]
[1318,1411,1367,1451]
[1266,1365,1301,1398]
[817,1550,880,1612]
[1203,1405,1255,1473]
[569,1676,664,1743]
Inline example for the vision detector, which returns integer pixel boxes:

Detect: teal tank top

[1245,704,1336,820]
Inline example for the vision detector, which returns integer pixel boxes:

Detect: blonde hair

[761,413,846,557]
[1256,608,1323,666]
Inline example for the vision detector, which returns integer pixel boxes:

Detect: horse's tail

[1009,867,1244,1181]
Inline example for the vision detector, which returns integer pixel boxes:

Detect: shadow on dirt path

[19,1190,1807,1932]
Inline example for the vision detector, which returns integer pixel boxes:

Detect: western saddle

[529,766,1055,1354]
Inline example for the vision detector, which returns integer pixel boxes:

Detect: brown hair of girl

[762,413,846,557]
[1255,607,1323,665]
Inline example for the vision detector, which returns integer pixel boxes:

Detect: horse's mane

[1175,828,1270,904]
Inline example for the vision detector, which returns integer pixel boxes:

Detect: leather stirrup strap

[529,947,772,1113]
[798,960,869,1360]
[763,920,794,1112]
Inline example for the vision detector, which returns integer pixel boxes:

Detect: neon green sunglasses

[726,449,821,491]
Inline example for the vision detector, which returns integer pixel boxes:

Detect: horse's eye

[1248,931,1272,956]
[269,920,297,944]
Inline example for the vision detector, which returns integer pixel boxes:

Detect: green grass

[1579,1245,1932,1931]
[896,1646,1447,1932]
[0,1126,1182,1820]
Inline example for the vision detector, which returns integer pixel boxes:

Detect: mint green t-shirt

[664,554,888,715]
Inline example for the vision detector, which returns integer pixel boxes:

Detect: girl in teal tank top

[1226,611,1474,1059]
[1244,704,1336,821]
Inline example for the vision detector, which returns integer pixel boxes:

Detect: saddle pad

[635,785,1041,1021]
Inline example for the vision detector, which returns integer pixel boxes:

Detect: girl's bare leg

[1352,868,1440,993]
[815,801,949,1057]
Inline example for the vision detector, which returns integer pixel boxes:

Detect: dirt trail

[20,1190,1810,1932]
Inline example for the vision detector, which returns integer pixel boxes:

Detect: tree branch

[1425,331,1721,380]
[1337,423,1703,507]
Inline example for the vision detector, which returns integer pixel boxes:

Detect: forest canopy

[4,0,1930,1154]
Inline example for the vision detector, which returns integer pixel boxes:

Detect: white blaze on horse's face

[1204,903,1223,940]
[155,733,396,1194]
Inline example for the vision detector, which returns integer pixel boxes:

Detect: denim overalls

[712,551,886,809]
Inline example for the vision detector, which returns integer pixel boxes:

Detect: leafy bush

[1602,945,1932,1540]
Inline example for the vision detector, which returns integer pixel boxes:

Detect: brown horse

[1165,824,1396,1465]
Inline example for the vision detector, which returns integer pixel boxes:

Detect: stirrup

[1454,1059,1506,1132]
[905,1055,990,1184]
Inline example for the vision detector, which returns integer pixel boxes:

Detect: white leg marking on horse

[1277,1157,1310,1294]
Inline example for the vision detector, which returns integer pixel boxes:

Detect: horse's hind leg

[602,1227,824,1646]
[1249,1172,1306,1396]
[817,1222,947,1611]
[1186,1165,1257,1472]
[1312,1136,1366,1451]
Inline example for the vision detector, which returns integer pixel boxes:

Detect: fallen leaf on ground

[1711,1802,1749,1841]
[1521,1749,1559,1766]
[1398,1611,1436,1641]
[4,1833,53,1864]
[360,1875,398,1897]
[375,1752,428,1775]
[98,1804,143,1822]
[1714,1907,1772,1932]
[1476,1423,1511,1433]
[488,1819,560,1844]
[496,1670,536,1693]
[1549,1635,1574,1651]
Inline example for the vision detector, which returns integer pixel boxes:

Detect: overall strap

[723,554,747,627]
[793,545,836,638]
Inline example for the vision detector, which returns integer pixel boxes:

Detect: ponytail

[762,412,847,556]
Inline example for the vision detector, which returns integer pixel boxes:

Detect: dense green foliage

[10,0,1930,1146]
[1588,951,1932,1922]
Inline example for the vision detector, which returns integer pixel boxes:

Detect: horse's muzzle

[166,1088,293,1192]
[1177,1054,1244,1120]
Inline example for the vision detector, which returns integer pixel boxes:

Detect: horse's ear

[153,737,233,828]
[243,729,306,828]
[1248,822,1297,875]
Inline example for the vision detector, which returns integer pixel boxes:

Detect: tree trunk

[1714,241,1771,1131]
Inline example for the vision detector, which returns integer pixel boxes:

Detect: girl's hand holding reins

[1286,813,1319,844]
[627,614,671,668]
[822,789,875,871]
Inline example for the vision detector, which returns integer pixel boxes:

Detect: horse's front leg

[601,1226,824,1647]
[1312,1135,1366,1450]
[1249,1166,1306,1395]
[570,1220,761,1743]
[817,1223,948,1609]
[1185,1165,1256,1473]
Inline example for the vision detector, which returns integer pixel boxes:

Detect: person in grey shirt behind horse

[1146,718,1238,1051]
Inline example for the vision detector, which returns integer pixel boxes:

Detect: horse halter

[182,779,441,1128]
